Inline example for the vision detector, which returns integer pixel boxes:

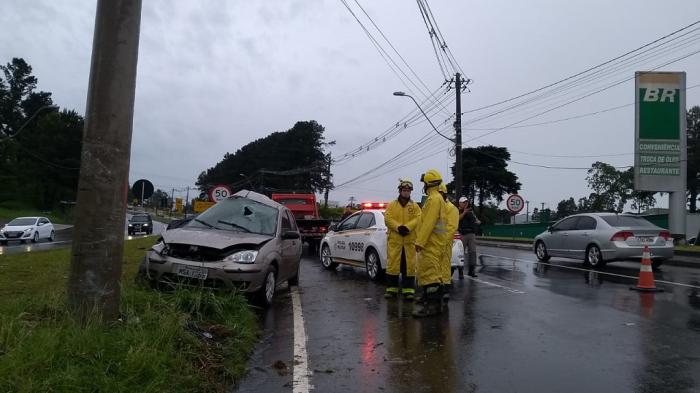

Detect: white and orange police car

[319,201,465,281]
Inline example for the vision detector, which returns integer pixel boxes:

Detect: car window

[7,218,37,226]
[281,211,292,231]
[553,217,579,231]
[39,218,49,224]
[601,215,656,228]
[356,213,376,229]
[338,214,361,231]
[576,216,597,230]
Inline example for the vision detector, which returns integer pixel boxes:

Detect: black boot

[468,266,477,277]
[412,285,442,318]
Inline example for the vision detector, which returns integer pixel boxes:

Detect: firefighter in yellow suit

[384,179,422,300]
[438,182,459,301]
[412,169,450,318]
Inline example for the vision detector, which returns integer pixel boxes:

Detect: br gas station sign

[634,72,686,191]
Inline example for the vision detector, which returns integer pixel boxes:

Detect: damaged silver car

[138,190,302,306]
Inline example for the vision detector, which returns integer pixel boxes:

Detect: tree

[196,121,330,196]
[555,197,578,219]
[450,145,521,208]
[0,57,80,209]
[687,106,700,212]
[586,162,656,213]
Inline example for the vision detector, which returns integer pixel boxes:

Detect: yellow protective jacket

[384,199,421,276]
[415,186,449,286]
[442,200,459,283]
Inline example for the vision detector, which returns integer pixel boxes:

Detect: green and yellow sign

[634,72,686,191]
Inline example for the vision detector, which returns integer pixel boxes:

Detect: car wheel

[256,265,277,307]
[585,244,605,268]
[32,231,39,243]
[288,260,300,286]
[48,230,55,242]
[320,244,338,270]
[535,241,551,262]
[365,248,384,281]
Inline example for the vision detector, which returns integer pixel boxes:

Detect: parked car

[533,213,673,268]
[0,217,55,245]
[138,190,302,306]
[128,213,153,235]
[319,203,464,281]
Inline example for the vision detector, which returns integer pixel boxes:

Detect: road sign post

[209,184,232,203]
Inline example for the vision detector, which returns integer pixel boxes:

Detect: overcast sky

[2,0,700,211]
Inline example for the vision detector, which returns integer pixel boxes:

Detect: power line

[460,19,700,116]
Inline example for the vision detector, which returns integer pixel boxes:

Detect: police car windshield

[188,196,278,236]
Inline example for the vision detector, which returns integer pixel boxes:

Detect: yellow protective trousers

[415,188,450,287]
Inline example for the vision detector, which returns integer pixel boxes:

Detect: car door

[279,210,299,281]
[547,217,580,257]
[332,213,361,260]
[568,216,597,260]
[345,212,376,262]
[36,218,47,238]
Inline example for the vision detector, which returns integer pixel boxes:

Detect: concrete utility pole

[68,0,142,321]
[526,200,530,223]
[323,153,332,208]
[454,73,463,199]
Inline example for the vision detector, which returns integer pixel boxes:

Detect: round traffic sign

[132,179,154,200]
[209,184,232,203]
[506,194,524,214]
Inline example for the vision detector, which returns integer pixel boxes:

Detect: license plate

[637,236,654,244]
[175,265,208,280]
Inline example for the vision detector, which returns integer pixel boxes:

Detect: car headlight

[24,229,32,234]
[128,224,133,227]
[143,223,149,226]
[224,250,258,264]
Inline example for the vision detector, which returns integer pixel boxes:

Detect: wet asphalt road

[236,246,700,393]
[0,215,167,256]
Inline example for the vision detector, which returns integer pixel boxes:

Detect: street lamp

[239,173,254,190]
[393,91,462,198]
[393,92,453,142]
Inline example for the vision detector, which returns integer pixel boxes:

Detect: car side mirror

[282,231,300,240]
[548,226,554,232]
[38,222,44,227]
[328,223,338,232]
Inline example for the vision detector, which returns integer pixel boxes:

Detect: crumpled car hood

[162,227,273,249]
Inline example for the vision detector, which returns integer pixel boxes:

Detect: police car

[319,202,465,281]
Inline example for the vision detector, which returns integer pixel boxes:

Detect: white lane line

[466,276,526,294]
[480,253,700,290]
[291,287,313,392]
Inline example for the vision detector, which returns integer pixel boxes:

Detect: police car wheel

[321,244,338,270]
[365,248,383,281]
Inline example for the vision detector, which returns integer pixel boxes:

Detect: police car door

[346,212,376,262]
[332,213,361,260]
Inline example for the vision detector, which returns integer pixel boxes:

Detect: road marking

[466,276,526,294]
[480,253,700,290]
[291,287,313,392]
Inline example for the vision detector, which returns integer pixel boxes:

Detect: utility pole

[184,186,190,219]
[454,73,463,199]
[526,200,530,223]
[323,153,332,208]
[170,188,175,218]
[67,0,142,322]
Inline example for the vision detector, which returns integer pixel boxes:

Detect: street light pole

[394,90,458,194]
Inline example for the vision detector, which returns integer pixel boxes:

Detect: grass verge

[0,237,259,393]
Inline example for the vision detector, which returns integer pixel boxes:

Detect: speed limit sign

[506,194,524,214]
[209,184,232,203]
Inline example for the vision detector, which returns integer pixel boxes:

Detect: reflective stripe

[640,265,653,273]
[385,287,399,293]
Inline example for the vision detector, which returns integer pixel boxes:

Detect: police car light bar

[361,202,387,209]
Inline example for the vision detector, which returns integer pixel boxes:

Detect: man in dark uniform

[458,197,480,278]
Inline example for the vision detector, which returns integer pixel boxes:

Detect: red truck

[271,193,330,253]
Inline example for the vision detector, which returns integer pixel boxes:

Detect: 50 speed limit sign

[506,194,525,214]
[209,184,232,203]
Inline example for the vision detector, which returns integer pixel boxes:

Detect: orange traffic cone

[630,245,663,292]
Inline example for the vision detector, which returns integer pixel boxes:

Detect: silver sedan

[533,213,674,268]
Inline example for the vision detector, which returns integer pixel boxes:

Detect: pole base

[630,286,664,292]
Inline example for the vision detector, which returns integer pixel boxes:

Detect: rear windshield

[601,216,655,228]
